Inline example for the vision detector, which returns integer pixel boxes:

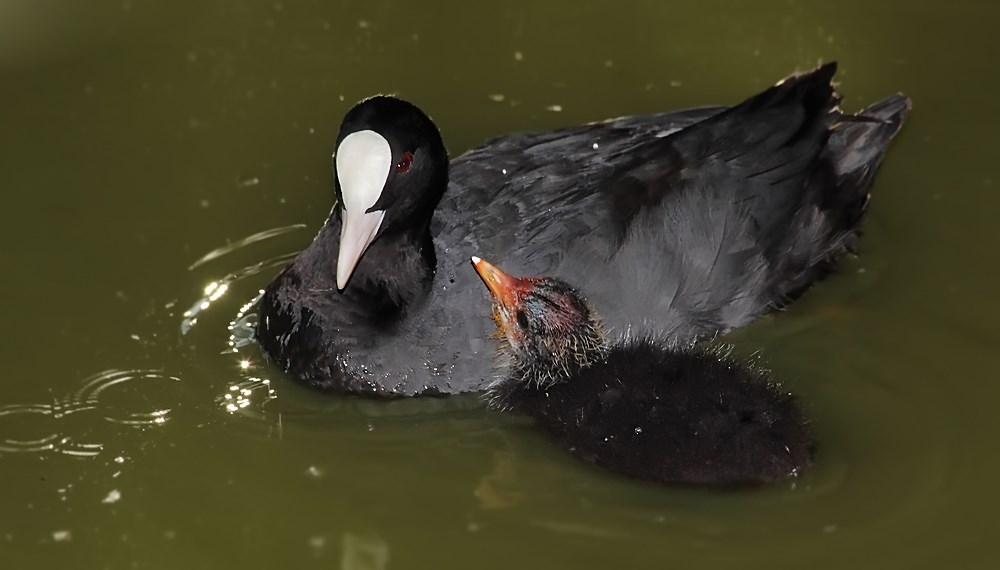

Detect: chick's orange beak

[471,256,519,310]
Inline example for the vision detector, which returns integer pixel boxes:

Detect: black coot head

[471,257,606,385]
[333,96,449,289]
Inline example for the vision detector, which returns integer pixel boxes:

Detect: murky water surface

[1,1,998,568]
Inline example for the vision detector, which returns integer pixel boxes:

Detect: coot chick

[471,256,813,485]
[257,62,909,396]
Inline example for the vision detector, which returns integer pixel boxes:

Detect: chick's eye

[395,151,413,174]
[515,309,530,330]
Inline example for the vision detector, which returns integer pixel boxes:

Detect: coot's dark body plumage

[257,63,909,396]
[471,257,812,485]
[491,339,813,485]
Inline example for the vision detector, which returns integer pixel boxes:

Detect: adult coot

[471,256,813,485]
[257,62,909,396]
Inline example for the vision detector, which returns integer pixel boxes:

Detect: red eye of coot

[395,151,413,174]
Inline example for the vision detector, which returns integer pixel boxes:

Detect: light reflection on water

[175,225,303,423]
[220,374,277,416]
[180,224,305,337]
[179,254,292,336]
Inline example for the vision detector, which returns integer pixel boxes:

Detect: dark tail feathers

[825,92,911,232]
[768,68,910,306]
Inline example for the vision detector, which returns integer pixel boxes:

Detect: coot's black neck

[346,216,436,319]
[299,207,437,321]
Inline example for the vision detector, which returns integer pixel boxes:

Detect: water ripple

[177,224,315,427]
[180,223,306,337]
[75,369,181,428]
[0,368,181,457]
[186,223,306,271]
[180,252,295,336]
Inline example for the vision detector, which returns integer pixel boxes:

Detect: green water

[2,0,998,567]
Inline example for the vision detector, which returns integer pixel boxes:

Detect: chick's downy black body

[257,62,909,396]
[472,257,813,486]
[491,338,813,485]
